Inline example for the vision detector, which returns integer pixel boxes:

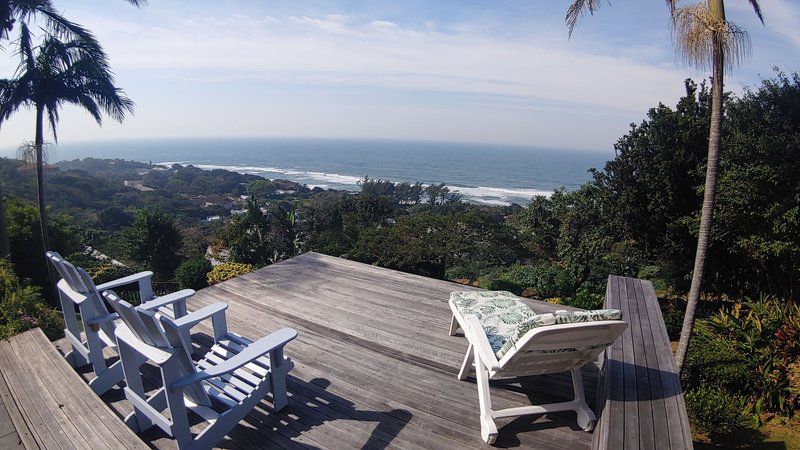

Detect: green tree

[121,208,182,281]
[424,183,461,206]
[218,197,295,267]
[0,24,133,255]
[0,0,143,43]
[5,198,79,290]
[174,258,212,290]
[566,0,765,371]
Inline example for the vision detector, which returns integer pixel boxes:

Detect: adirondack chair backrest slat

[105,293,211,406]
[46,251,93,294]
[47,251,117,341]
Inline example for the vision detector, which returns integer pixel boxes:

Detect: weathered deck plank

[0,328,149,450]
[592,275,692,450]
[56,252,595,449]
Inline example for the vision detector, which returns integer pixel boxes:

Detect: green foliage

[660,300,686,340]
[207,262,253,285]
[682,322,751,394]
[121,207,182,281]
[424,183,461,206]
[246,180,278,198]
[351,209,521,279]
[5,198,80,287]
[175,258,212,290]
[0,260,63,340]
[217,197,295,267]
[562,287,604,310]
[686,386,756,438]
[706,296,800,414]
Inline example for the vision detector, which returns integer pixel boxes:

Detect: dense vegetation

[0,72,799,443]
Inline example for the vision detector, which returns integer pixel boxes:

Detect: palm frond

[747,0,764,24]
[15,22,35,74]
[565,0,602,37]
[34,4,103,53]
[672,3,751,72]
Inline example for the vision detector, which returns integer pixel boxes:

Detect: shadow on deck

[53,252,600,449]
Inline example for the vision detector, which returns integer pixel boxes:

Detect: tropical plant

[0,24,133,256]
[565,0,765,372]
[0,258,62,340]
[121,207,182,281]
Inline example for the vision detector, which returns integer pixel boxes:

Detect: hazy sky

[0,0,797,152]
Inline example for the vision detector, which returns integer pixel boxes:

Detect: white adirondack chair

[448,291,627,444]
[46,251,194,395]
[103,290,297,450]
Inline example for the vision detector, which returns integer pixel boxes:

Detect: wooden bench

[0,328,148,450]
[592,275,693,449]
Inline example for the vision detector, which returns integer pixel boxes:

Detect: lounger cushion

[450,291,622,359]
[450,291,538,358]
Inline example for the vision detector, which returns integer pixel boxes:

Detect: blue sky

[0,0,797,152]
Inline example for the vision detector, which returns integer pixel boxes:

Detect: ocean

[1,138,612,206]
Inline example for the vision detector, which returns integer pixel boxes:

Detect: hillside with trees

[0,72,799,445]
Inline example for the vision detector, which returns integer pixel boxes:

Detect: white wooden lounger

[448,290,627,444]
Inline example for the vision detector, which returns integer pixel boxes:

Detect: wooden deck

[0,328,149,450]
[56,252,598,449]
[593,276,692,449]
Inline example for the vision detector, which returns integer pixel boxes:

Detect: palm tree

[1,0,145,42]
[0,23,134,252]
[566,0,763,372]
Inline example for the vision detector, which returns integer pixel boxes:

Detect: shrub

[706,296,800,414]
[476,264,572,298]
[207,263,253,285]
[87,262,133,285]
[175,258,212,290]
[660,300,685,340]
[0,260,63,340]
[682,323,751,397]
[686,386,755,437]
[562,287,604,310]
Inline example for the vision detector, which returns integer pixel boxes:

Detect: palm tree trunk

[0,181,9,260]
[34,105,50,252]
[674,25,725,371]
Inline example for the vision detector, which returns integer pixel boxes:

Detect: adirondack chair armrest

[171,302,228,331]
[170,328,298,390]
[139,289,195,312]
[465,315,500,370]
[57,280,89,305]
[86,312,119,326]
[96,271,154,291]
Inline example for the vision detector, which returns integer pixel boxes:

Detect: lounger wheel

[576,408,597,432]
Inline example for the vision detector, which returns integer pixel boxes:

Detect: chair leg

[448,314,459,336]
[88,359,124,395]
[474,348,498,444]
[570,367,596,431]
[458,344,474,380]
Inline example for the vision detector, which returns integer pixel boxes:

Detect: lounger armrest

[96,271,154,291]
[465,315,500,370]
[86,312,119,326]
[171,302,228,331]
[171,328,298,390]
[139,289,194,317]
